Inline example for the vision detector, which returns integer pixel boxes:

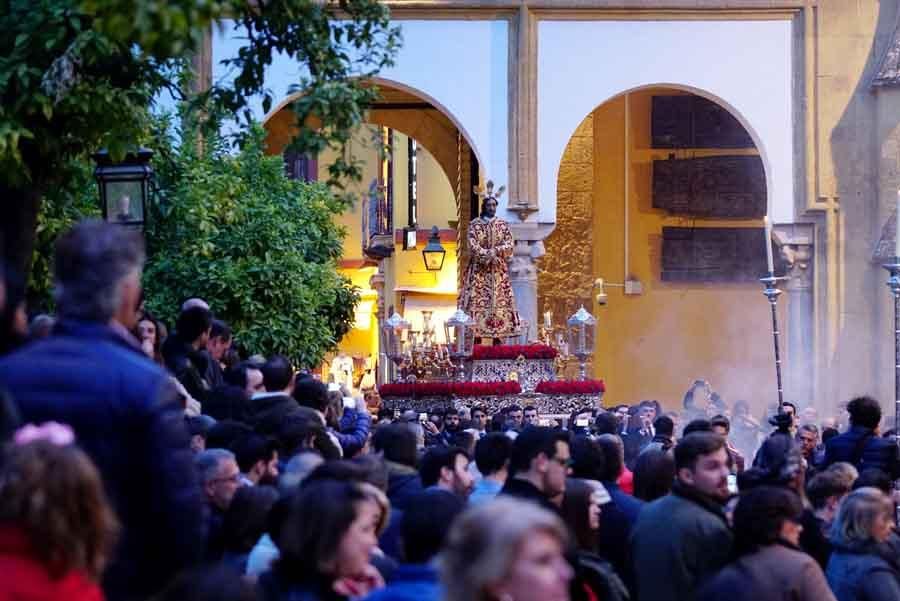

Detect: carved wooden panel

[661,227,780,282]
[650,96,693,149]
[652,155,766,218]
[692,97,755,148]
[652,96,754,149]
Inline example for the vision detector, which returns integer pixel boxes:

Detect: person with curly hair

[0,434,119,600]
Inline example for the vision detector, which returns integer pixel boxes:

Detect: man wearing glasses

[196,449,242,560]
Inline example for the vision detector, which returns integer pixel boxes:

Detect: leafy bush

[142,124,358,368]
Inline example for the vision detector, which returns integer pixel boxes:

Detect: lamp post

[382,312,411,382]
[92,148,154,229]
[567,306,596,381]
[444,309,474,382]
[884,260,900,441]
[422,226,446,271]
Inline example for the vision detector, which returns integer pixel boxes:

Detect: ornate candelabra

[567,306,597,381]
[884,259,900,438]
[382,312,411,383]
[444,309,475,382]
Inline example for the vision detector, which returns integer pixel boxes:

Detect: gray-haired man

[0,220,204,600]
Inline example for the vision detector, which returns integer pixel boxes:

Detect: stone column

[369,262,388,385]
[509,223,553,342]
[507,5,539,218]
[509,241,544,342]
[778,227,815,408]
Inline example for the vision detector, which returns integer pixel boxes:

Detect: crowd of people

[1,219,900,601]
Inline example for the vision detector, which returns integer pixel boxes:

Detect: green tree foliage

[0,0,400,274]
[142,123,358,367]
[27,160,100,313]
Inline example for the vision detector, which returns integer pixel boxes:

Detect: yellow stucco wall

[336,266,379,360]
[415,144,458,230]
[316,125,382,261]
[564,88,788,412]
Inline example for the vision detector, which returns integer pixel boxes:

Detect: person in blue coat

[0,221,205,601]
[826,487,900,601]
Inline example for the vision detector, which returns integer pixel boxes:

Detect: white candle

[543,311,552,328]
[895,190,900,259]
[764,216,774,274]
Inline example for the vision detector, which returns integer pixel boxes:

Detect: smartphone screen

[727,474,738,495]
[418,412,428,423]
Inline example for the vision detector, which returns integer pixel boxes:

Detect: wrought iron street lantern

[422,226,446,272]
[92,148,154,229]
[567,306,597,381]
[444,309,474,381]
[382,312,411,382]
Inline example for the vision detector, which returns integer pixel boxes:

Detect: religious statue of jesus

[458,181,521,340]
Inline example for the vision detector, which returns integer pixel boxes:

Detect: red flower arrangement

[379,381,522,398]
[471,344,558,360]
[535,380,606,395]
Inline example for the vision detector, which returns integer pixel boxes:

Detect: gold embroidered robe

[459,216,521,339]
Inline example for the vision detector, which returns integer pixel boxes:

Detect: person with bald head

[182,297,210,312]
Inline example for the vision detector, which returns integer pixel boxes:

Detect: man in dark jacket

[0,221,204,600]
[162,305,213,402]
[648,415,676,451]
[373,422,424,512]
[594,434,644,587]
[630,431,733,601]
[801,470,851,569]
[500,426,570,513]
[204,319,232,388]
[248,355,300,433]
[624,402,656,468]
[824,396,900,478]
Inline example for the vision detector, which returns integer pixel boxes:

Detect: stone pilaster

[776,224,815,409]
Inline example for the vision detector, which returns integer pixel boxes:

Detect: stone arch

[540,84,778,404]
[261,77,487,290]
[550,82,774,220]
[261,76,484,200]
